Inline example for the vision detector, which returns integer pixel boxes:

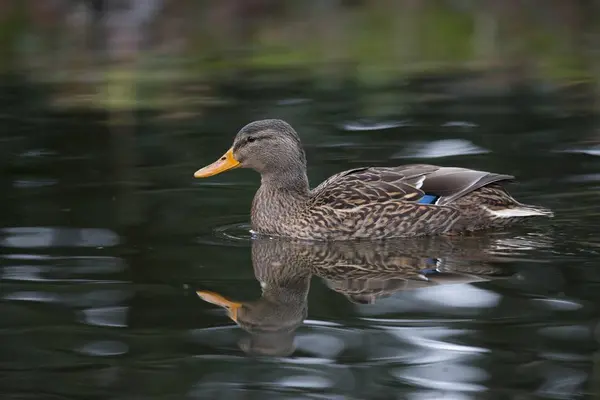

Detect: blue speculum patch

[417,194,439,204]
[419,258,441,275]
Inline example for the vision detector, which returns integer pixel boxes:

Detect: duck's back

[311,164,514,205]
[298,164,551,240]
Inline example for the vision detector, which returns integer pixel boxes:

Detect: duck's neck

[261,168,310,196]
[252,169,310,234]
[262,275,311,306]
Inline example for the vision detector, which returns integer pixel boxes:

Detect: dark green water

[2,75,600,399]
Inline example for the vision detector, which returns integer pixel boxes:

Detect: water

[2,83,600,400]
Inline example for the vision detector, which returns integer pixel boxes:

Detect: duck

[196,235,521,355]
[193,119,553,240]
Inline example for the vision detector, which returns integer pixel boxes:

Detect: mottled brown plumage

[194,119,553,240]
[196,235,527,355]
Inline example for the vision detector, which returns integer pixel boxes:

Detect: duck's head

[194,119,306,178]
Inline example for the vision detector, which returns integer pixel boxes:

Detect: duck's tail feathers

[485,204,554,219]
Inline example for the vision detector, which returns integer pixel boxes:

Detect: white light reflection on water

[3,291,60,303]
[303,319,343,327]
[2,254,53,260]
[406,391,475,400]
[295,333,346,359]
[365,326,486,366]
[340,120,409,131]
[560,146,600,157]
[412,285,501,309]
[356,283,501,317]
[1,264,127,283]
[536,365,587,399]
[2,265,44,281]
[531,298,584,312]
[13,178,57,188]
[392,139,489,159]
[274,375,333,390]
[391,363,488,393]
[563,173,600,183]
[79,306,129,327]
[1,227,120,248]
[385,327,488,355]
[77,340,129,356]
[3,288,132,308]
[441,121,478,128]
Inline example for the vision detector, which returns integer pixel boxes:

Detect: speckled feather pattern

[250,164,551,240]
[208,237,517,355]
[251,237,511,299]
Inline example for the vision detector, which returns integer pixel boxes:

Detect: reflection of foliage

[1,1,599,111]
[0,2,28,73]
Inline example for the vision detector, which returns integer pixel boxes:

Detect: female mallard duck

[196,236,517,355]
[194,119,553,240]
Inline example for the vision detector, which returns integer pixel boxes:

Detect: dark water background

[3,1,600,399]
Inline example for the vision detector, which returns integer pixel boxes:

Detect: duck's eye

[247,136,256,143]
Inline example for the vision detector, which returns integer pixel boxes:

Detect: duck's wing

[309,165,433,209]
[310,164,515,208]
[416,166,515,205]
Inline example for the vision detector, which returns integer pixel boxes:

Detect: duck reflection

[197,234,546,356]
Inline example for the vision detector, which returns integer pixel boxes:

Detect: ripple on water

[13,178,57,188]
[339,119,410,131]
[3,291,60,303]
[560,146,600,157]
[1,264,126,283]
[186,353,354,390]
[383,326,489,356]
[1,227,120,248]
[195,222,254,247]
[389,363,488,393]
[412,285,501,309]
[391,139,489,159]
[294,332,349,359]
[77,340,129,357]
[356,284,502,319]
[404,391,475,400]
[79,306,129,328]
[187,326,251,355]
[355,326,486,365]
[531,298,584,312]
[441,121,478,128]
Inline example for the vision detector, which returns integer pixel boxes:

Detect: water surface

[2,76,600,399]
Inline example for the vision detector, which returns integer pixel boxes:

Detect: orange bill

[197,290,242,322]
[194,147,240,178]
